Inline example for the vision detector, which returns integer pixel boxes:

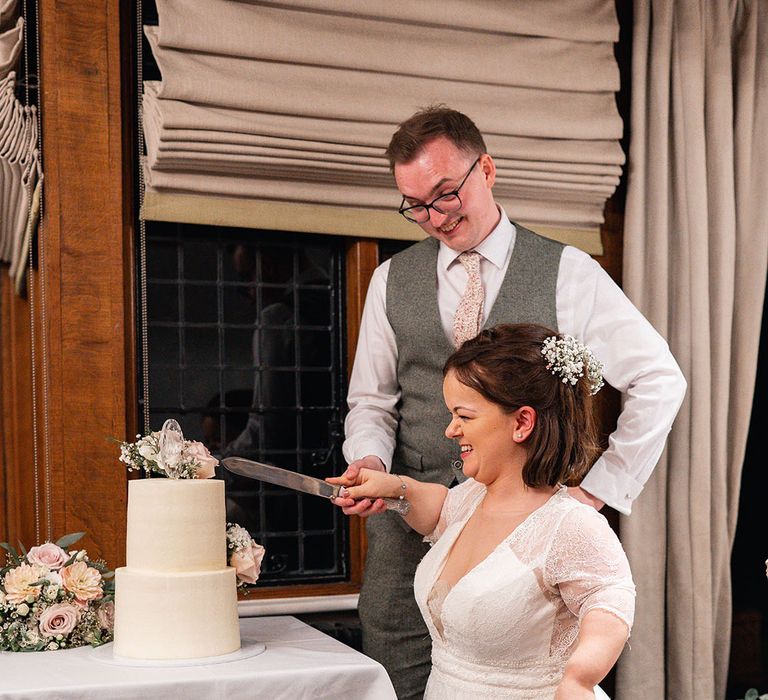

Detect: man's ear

[479,153,496,189]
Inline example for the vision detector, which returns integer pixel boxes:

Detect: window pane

[184,240,218,281]
[143,225,348,586]
[184,327,220,366]
[183,283,218,323]
[148,282,178,323]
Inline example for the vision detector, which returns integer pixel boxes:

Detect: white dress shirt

[343,211,686,515]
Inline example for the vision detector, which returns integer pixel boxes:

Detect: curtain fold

[617,1,768,698]
[0,69,42,291]
[142,0,625,245]
[0,0,19,29]
[0,17,23,77]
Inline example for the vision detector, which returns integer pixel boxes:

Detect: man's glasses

[398,157,481,224]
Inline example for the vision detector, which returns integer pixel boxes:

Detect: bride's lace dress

[414,480,635,699]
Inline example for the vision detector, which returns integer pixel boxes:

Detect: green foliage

[55,532,85,550]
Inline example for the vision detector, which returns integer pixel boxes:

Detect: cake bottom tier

[113,567,241,660]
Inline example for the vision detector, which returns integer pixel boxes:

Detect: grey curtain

[617,1,768,698]
[142,0,624,246]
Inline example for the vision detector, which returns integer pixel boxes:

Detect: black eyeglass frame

[397,156,482,224]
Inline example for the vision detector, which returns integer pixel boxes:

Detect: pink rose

[96,600,115,631]
[3,563,45,605]
[184,440,218,479]
[27,542,69,570]
[60,561,103,603]
[230,542,266,585]
[38,602,80,637]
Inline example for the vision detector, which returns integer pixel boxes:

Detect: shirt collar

[438,206,516,271]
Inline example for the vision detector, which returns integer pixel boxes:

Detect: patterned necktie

[453,251,485,348]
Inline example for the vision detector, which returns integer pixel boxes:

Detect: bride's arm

[548,507,635,699]
[554,610,629,699]
[327,469,448,536]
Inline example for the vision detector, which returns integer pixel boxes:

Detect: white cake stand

[90,637,266,667]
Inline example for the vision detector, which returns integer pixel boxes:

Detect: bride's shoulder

[553,488,613,529]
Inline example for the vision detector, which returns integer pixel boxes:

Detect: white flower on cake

[226,523,265,591]
[0,532,114,652]
[119,419,218,479]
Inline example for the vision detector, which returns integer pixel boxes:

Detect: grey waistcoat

[385,224,563,486]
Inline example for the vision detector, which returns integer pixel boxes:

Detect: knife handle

[381,497,411,516]
[330,485,411,516]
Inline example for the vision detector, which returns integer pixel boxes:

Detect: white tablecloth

[0,616,396,699]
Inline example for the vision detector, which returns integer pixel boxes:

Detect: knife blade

[221,457,410,515]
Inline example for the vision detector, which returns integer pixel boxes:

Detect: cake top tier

[125,478,228,572]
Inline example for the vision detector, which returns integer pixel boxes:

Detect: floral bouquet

[226,523,265,595]
[0,532,114,651]
[119,418,218,479]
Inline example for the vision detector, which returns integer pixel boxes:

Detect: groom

[341,106,686,698]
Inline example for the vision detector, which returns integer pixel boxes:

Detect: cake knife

[221,457,410,515]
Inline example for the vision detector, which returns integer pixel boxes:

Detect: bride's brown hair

[443,323,601,488]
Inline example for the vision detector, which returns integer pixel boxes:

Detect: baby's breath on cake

[226,523,254,553]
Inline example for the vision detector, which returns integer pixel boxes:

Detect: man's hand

[568,486,604,511]
[330,455,388,518]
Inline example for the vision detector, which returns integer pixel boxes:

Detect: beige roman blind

[142,0,624,253]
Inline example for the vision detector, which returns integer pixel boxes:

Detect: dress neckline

[433,484,567,604]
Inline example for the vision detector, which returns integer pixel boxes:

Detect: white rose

[17,603,30,616]
[44,571,63,586]
[138,440,158,463]
[47,642,58,651]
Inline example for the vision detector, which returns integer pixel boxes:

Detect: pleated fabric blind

[0,3,42,294]
[142,0,624,252]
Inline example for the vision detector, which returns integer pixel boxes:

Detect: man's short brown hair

[443,323,601,488]
[385,105,487,170]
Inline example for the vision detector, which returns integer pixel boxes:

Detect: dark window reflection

[144,223,348,586]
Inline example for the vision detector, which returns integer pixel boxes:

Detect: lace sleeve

[424,478,485,544]
[545,504,636,633]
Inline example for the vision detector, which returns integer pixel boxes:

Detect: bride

[330,324,635,699]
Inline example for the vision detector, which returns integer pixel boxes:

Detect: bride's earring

[515,432,523,439]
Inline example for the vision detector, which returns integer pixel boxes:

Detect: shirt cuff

[580,461,645,516]
[342,438,393,472]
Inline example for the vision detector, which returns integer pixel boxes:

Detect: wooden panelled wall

[0,1,625,588]
[0,0,135,566]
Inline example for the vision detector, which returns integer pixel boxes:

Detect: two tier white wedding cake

[113,478,241,660]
